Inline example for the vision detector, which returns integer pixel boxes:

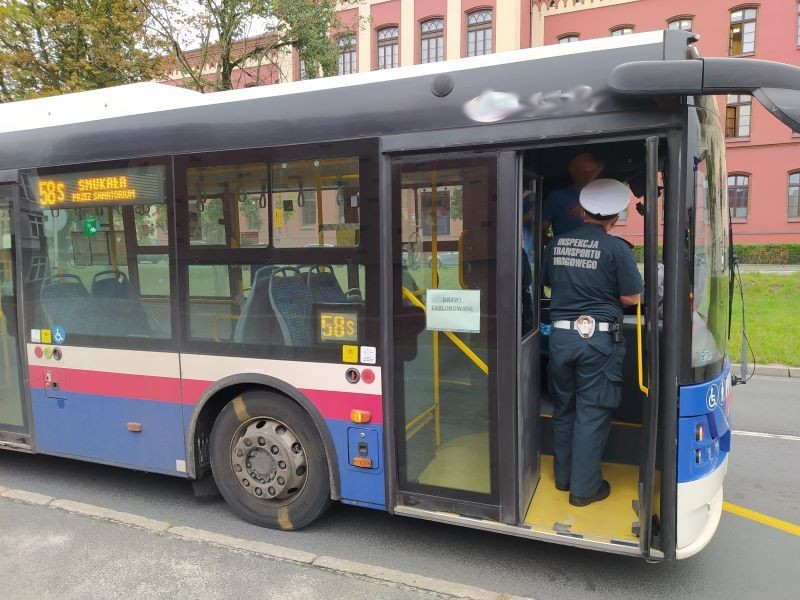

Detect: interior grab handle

[636,299,648,396]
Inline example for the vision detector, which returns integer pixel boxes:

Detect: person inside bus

[543,178,643,507]
[541,153,604,244]
[521,192,535,335]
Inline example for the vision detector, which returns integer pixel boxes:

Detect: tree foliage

[0,0,162,102]
[145,0,361,92]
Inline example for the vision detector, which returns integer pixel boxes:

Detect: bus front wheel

[209,390,331,530]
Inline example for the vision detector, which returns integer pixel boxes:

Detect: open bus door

[0,172,30,449]
[391,154,505,521]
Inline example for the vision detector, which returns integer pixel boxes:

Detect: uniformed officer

[543,178,642,507]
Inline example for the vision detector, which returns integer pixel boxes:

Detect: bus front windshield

[691,97,730,379]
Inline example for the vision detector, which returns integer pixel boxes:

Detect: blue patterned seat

[234,266,280,344]
[306,266,347,304]
[268,267,313,346]
[91,270,153,336]
[40,274,104,336]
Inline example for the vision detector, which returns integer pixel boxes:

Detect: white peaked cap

[579,178,631,216]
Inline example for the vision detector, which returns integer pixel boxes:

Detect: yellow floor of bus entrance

[525,455,648,544]
[417,432,654,544]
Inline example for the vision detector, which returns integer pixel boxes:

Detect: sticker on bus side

[360,346,376,365]
[342,345,359,364]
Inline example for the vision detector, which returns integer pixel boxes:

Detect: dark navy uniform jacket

[543,223,643,323]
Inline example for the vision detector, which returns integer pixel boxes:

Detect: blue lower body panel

[31,390,187,476]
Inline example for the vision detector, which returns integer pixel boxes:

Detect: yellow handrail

[636,299,649,395]
[401,287,489,375]
[212,314,240,343]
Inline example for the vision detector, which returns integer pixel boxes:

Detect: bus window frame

[21,155,179,352]
[174,138,381,363]
[683,99,729,385]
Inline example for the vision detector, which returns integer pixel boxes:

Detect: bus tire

[209,390,331,530]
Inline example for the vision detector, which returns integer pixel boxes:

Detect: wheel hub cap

[231,418,307,501]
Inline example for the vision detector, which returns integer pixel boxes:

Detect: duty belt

[551,316,619,339]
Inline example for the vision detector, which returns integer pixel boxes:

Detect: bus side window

[187,263,366,349]
[185,163,270,248]
[23,165,172,341]
[272,156,360,249]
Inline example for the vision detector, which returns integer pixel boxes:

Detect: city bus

[0,30,798,561]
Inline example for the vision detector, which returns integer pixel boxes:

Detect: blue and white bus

[0,30,798,560]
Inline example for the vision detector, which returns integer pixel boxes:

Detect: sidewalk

[0,488,528,600]
[0,498,440,600]
[735,264,800,273]
[731,363,800,378]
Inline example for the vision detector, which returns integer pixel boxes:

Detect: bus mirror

[753,88,800,134]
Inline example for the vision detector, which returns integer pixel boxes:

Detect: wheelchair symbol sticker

[706,383,719,412]
[53,326,66,345]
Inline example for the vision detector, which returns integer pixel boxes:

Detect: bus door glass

[392,155,500,517]
[0,183,27,435]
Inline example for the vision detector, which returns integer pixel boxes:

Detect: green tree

[0,1,162,102]
[144,0,362,92]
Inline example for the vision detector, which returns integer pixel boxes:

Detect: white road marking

[732,430,800,442]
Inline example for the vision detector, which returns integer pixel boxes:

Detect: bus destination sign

[36,165,165,207]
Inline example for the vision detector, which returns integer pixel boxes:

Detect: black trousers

[548,327,625,497]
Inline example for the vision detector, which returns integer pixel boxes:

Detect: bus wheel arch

[187,375,341,504]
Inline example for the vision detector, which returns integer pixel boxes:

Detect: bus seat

[91,270,152,336]
[233,266,280,344]
[40,274,103,336]
[268,267,313,346]
[306,266,347,304]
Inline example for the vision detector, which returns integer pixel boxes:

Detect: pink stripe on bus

[28,365,183,404]
[181,379,383,424]
[28,366,383,423]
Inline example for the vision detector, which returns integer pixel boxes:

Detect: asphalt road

[0,375,797,599]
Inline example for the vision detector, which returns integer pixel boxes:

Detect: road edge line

[722,502,800,537]
[0,487,532,600]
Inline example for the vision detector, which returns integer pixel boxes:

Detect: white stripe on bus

[25,344,381,394]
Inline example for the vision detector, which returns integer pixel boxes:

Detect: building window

[299,59,308,80]
[301,190,318,227]
[420,19,444,63]
[729,7,757,55]
[725,94,752,138]
[789,171,800,218]
[377,27,399,69]
[338,36,357,75]
[611,26,634,36]
[557,34,579,44]
[727,174,750,219]
[797,2,800,46]
[466,10,492,57]
[667,17,693,31]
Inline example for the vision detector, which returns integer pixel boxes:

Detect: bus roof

[0,31,664,135]
[0,30,690,171]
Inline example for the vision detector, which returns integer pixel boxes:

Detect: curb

[732,364,800,378]
[0,487,532,600]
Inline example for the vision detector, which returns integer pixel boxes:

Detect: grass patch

[729,273,800,367]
